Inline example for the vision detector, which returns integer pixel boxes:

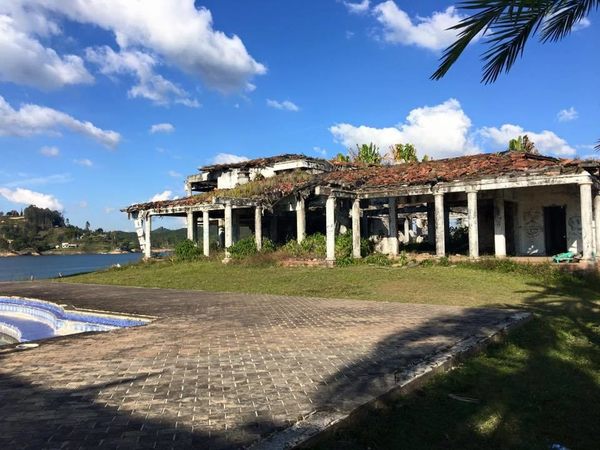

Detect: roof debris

[125,152,598,212]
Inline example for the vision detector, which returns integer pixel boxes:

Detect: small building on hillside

[123,152,600,264]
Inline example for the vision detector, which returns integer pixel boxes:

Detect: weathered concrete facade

[124,152,600,264]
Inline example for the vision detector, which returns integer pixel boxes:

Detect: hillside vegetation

[0,206,185,255]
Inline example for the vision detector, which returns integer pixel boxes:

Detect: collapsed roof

[198,154,330,172]
[125,152,599,213]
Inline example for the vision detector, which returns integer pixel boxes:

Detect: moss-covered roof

[124,171,315,213]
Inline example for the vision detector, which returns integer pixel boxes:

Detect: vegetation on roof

[126,170,315,212]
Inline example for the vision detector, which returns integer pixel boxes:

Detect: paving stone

[0,281,519,449]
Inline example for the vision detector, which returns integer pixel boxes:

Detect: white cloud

[78,200,88,208]
[40,145,60,157]
[343,1,370,14]
[168,170,182,178]
[86,46,199,107]
[573,17,591,32]
[0,15,93,90]
[74,158,93,167]
[0,96,120,148]
[330,98,477,159]
[557,107,578,122]
[24,0,266,93]
[150,190,174,202]
[211,153,249,165]
[373,2,470,51]
[150,122,175,134]
[3,173,71,188]
[266,99,300,112]
[576,144,597,150]
[479,124,576,156]
[104,207,115,214]
[313,146,328,157]
[0,187,63,210]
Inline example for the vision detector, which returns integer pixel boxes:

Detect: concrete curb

[250,311,532,450]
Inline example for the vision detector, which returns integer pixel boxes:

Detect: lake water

[0,253,142,282]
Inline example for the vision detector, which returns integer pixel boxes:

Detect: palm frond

[431,0,511,81]
[541,0,600,42]
[432,0,598,83]
[480,2,554,83]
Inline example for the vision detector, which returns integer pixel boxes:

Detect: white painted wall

[513,185,582,256]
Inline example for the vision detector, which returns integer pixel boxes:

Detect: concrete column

[143,215,152,259]
[202,210,210,257]
[388,197,399,256]
[434,193,445,257]
[224,203,233,256]
[255,206,263,251]
[351,198,361,259]
[580,181,594,260]
[296,198,306,243]
[326,196,336,265]
[594,194,600,258]
[186,211,197,242]
[494,197,507,258]
[467,190,479,259]
[403,216,410,244]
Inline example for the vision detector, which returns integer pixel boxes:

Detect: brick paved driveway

[0,282,519,449]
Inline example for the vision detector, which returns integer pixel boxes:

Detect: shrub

[228,237,258,259]
[282,233,326,258]
[363,253,392,266]
[174,239,203,261]
[261,238,276,253]
[302,233,326,257]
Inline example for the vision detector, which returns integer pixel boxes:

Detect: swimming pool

[0,296,151,344]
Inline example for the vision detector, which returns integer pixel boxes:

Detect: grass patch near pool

[64,258,542,307]
[63,259,600,449]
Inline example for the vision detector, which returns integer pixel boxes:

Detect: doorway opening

[543,206,567,256]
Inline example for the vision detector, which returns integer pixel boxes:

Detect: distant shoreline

[0,250,142,258]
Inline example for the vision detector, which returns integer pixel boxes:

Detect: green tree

[334,152,350,163]
[390,143,418,163]
[351,143,382,165]
[508,134,538,153]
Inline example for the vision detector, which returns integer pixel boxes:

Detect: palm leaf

[541,0,600,42]
[432,0,599,82]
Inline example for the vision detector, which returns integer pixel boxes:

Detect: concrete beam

[493,197,507,258]
[467,190,479,259]
[202,210,210,257]
[326,196,336,265]
[352,198,361,259]
[255,206,263,251]
[296,198,306,243]
[388,197,399,256]
[434,193,445,257]
[580,181,594,260]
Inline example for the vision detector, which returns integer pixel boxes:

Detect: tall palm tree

[431,0,600,150]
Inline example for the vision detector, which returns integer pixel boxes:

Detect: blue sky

[0,0,598,230]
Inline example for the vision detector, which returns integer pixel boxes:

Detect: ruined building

[123,152,600,264]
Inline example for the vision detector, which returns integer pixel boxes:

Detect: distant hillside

[0,206,186,255]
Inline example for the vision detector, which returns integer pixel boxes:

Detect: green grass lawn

[64,259,600,449]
